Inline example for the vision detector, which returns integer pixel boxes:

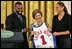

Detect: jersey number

[41,35,47,45]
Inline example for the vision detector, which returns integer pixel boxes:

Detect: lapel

[14,12,23,26]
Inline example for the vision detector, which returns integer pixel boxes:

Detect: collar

[15,11,21,18]
[34,20,43,27]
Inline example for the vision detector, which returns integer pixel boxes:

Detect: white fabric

[33,23,54,48]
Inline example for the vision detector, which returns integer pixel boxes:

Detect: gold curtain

[1,1,59,48]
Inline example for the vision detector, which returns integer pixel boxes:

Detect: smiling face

[56,4,64,14]
[35,13,42,21]
[15,4,23,15]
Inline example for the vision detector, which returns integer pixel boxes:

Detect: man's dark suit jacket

[5,12,29,48]
[6,12,26,32]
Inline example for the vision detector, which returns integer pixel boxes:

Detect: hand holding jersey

[31,22,56,48]
[30,20,51,37]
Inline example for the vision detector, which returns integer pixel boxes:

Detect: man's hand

[30,31,36,36]
[23,28,30,32]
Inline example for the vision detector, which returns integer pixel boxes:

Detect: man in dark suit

[6,2,29,48]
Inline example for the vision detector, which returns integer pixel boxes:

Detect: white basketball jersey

[32,23,56,48]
